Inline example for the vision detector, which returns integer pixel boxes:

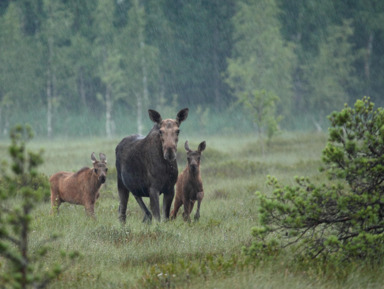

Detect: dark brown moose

[49,152,108,217]
[171,140,206,222]
[115,108,189,223]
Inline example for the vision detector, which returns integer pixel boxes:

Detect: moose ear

[198,141,206,152]
[148,109,162,124]
[176,108,189,125]
[99,153,107,164]
[91,152,98,163]
[184,140,191,152]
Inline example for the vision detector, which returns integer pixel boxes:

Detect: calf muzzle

[100,175,106,184]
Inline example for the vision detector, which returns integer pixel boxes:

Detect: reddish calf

[49,152,108,217]
[171,140,206,222]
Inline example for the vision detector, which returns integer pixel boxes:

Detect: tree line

[0,0,383,137]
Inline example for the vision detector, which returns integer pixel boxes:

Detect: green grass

[2,132,382,288]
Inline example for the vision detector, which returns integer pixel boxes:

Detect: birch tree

[226,0,295,138]
[94,0,124,138]
[119,0,159,135]
[39,0,72,138]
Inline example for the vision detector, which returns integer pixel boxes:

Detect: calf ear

[91,152,98,163]
[99,153,107,164]
[176,108,189,125]
[184,140,191,152]
[198,141,206,152]
[148,109,162,124]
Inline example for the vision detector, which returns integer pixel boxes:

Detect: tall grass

[1,132,380,288]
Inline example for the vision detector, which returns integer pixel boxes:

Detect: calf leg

[194,191,204,221]
[117,177,129,223]
[170,194,183,220]
[85,202,95,218]
[50,190,61,215]
[183,199,194,222]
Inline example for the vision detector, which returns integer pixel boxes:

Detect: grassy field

[1,131,382,288]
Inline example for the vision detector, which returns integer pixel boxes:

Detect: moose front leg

[194,191,204,221]
[163,189,175,221]
[149,187,161,222]
[85,202,96,218]
[183,199,194,222]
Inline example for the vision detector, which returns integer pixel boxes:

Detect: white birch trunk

[134,0,148,135]
[47,75,52,138]
[105,85,112,138]
[47,35,53,138]
[365,32,373,82]
[136,93,143,135]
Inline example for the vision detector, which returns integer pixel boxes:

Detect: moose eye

[176,130,180,135]
[94,168,98,173]
[159,130,163,136]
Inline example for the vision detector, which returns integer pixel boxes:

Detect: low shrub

[246,97,384,263]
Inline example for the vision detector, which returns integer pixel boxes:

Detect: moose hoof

[118,214,127,224]
[143,214,152,224]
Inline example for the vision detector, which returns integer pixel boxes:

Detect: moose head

[148,108,189,162]
[91,152,108,184]
[185,140,206,174]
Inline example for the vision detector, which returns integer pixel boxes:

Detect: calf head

[91,152,108,183]
[185,140,206,174]
[149,108,189,162]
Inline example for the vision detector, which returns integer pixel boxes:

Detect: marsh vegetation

[3,130,380,288]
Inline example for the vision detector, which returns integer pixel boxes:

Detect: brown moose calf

[171,141,206,222]
[49,152,108,217]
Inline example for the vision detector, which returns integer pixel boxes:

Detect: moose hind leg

[134,195,152,223]
[117,178,129,223]
[50,190,61,215]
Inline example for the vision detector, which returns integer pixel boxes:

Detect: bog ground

[1,132,382,288]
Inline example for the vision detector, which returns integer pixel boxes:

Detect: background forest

[0,0,383,138]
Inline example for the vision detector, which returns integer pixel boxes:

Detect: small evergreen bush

[246,97,384,263]
[0,124,78,288]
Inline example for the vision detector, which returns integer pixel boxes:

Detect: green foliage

[238,89,282,143]
[248,97,384,263]
[0,125,78,288]
[2,0,384,138]
[303,20,358,119]
[0,171,50,201]
[226,0,296,120]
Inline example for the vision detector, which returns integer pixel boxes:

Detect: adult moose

[115,108,189,223]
